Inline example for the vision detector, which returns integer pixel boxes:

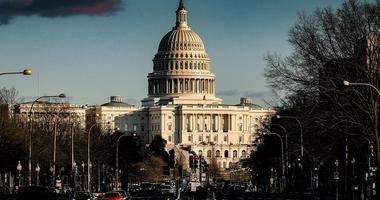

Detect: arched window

[198,150,203,156]
[233,150,237,158]
[207,150,211,158]
[242,150,246,158]
[224,150,229,158]
[216,150,220,157]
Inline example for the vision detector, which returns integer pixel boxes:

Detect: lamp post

[263,131,285,192]
[28,93,66,186]
[334,159,339,200]
[81,161,85,190]
[276,115,303,157]
[268,124,288,170]
[116,133,134,191]
[343,80,380,198]
[88,124,97,192]
[50,165,54,189]
[17,161,22,188]
[35,163,40,186]
[0,69,32,76]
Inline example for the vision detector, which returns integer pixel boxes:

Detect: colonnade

[181,113,232,133]
[148,78,215,95]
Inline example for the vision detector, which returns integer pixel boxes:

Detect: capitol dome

[143,0,222,106]
[158,29,205,52]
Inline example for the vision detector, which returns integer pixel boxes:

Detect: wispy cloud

[0,0,123,25]
[217,89,272,99]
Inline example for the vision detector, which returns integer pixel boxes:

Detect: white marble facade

[115,1,275,169]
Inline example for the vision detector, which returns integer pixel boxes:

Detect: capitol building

[115,0,275,170]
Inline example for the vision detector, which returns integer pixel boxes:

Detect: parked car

[115,190,132,200]
[17,186,56,200]
[73,191,96,200]
[160,184,172,195]
[102,192,123,200]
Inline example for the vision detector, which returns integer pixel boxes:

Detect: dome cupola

[143,0,221,106]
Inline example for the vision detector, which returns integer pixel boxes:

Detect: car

[17,186,57,200]
[115,190,131,200]
[101,192,123,200]
[128,184,140,194]
[73,191,96,200]
[160,184,172,195]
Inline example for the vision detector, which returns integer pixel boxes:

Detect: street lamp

[87,124,97,192]
[267,124,288,169]
[343,80,380,198]
[35,163,40,186]
[28,93,66,186]
[115,133,135,191]
[263,131,285,192]
[343,80,380,94]
[17,161,22,188]
[49,165,54,189]
[276,115,304,157]
[0,69,32,76]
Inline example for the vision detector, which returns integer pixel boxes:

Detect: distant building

[115,1,275,170]
[86,96,138,131]
[14,101,87,129]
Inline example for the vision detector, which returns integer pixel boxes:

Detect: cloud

[0,0,122,25]
[217,89,272,99]
[216,89,239,97]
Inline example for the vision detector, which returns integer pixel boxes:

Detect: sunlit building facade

[115,1,275,170]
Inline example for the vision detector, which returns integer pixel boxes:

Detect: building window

[242,150,246,158]
[239,124,243,131]
[198,150,203,156]
[224,135,228,142]
[233,150,237,158]
[224,150,229,158]
[168,124,172,131]
[199,135,203,142]
[168,135,172,142]
[207,150,211,158]
[216,150,220,157]
[214,135,218,143]
[239,136,243,143]
[188,135,192,142]
[141,125,144,132]
[223,162,226,168]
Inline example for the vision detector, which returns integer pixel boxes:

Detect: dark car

[115,190,131,200]
[73,191,95,200]
[17,186,57,200]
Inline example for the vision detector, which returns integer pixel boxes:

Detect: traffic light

[369,143,378,172]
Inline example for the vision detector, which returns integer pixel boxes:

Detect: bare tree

[264,0,380,195]
[0,87,22,105]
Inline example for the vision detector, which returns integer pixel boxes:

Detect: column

[171,79,174,93]
[228,114,231,131]
[177,79,180,93]
[182,114,186,131]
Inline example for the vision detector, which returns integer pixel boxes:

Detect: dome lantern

[175,0,190,30]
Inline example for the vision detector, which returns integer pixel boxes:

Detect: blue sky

[0,0,344,106]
